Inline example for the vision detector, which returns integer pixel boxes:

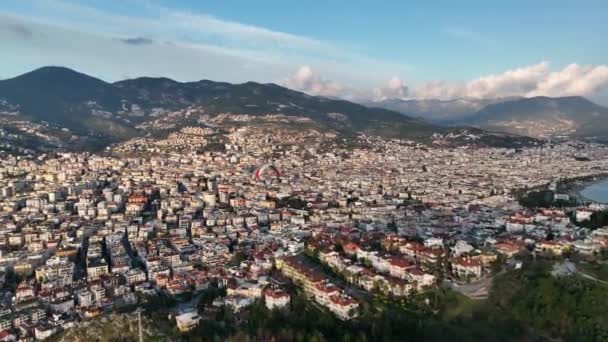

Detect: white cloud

[166,11,326,51]
[412,62,608,101]
[279,62,608,106]
[411,80,465,100]
[280,66,346,97]
[414,62,549,99]
[372,77,409,101]
[280,67,412,102]
[528,64,608,97]
[468,62,549,98]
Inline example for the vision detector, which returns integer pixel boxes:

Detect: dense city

[0,125,607,340]
[3,0,608,339]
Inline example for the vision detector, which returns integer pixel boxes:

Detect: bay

[580,179,608,203]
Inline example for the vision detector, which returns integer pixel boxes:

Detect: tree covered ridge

[488,262,608,341]
[162,260,607,342]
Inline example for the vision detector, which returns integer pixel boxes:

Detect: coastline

[577,179,608,204]
[511,172,608,207]
[558,174,608,204]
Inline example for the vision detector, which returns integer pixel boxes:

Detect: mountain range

[371,96,608,139]
[0,66,558,153]
[469,96,608,138]
[0,67,436,143]
[365,98,508,124]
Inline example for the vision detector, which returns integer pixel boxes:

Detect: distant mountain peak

[116,76,178,83]
[15,65,108,84]
[31,65,80,74]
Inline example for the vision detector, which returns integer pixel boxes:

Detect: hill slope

[469,96,608,138]
[0,67,435,138]
[368,98,512,124]
[0,66,137,141]
[0,66,536,151]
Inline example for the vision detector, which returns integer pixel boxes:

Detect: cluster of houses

[0,133,605,338]
[276,256,359,320]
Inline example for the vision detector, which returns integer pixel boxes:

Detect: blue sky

[1,0,607,103]
[154,0,608,78]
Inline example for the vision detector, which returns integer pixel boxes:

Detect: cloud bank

[280,66,345,97]
[373,77,410,101]
[414,62,608,100]
[282,62,608,104]
[280,68,411,102]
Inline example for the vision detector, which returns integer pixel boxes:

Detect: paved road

[553,260,608,284]
[443,276,492,300]
[578,271,608,284]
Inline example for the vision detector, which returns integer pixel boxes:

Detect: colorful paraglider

[253,163,281,180]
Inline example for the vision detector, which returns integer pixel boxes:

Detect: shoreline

[510,173,608,207]
[557,173,608,204]
[577,178,608,204]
